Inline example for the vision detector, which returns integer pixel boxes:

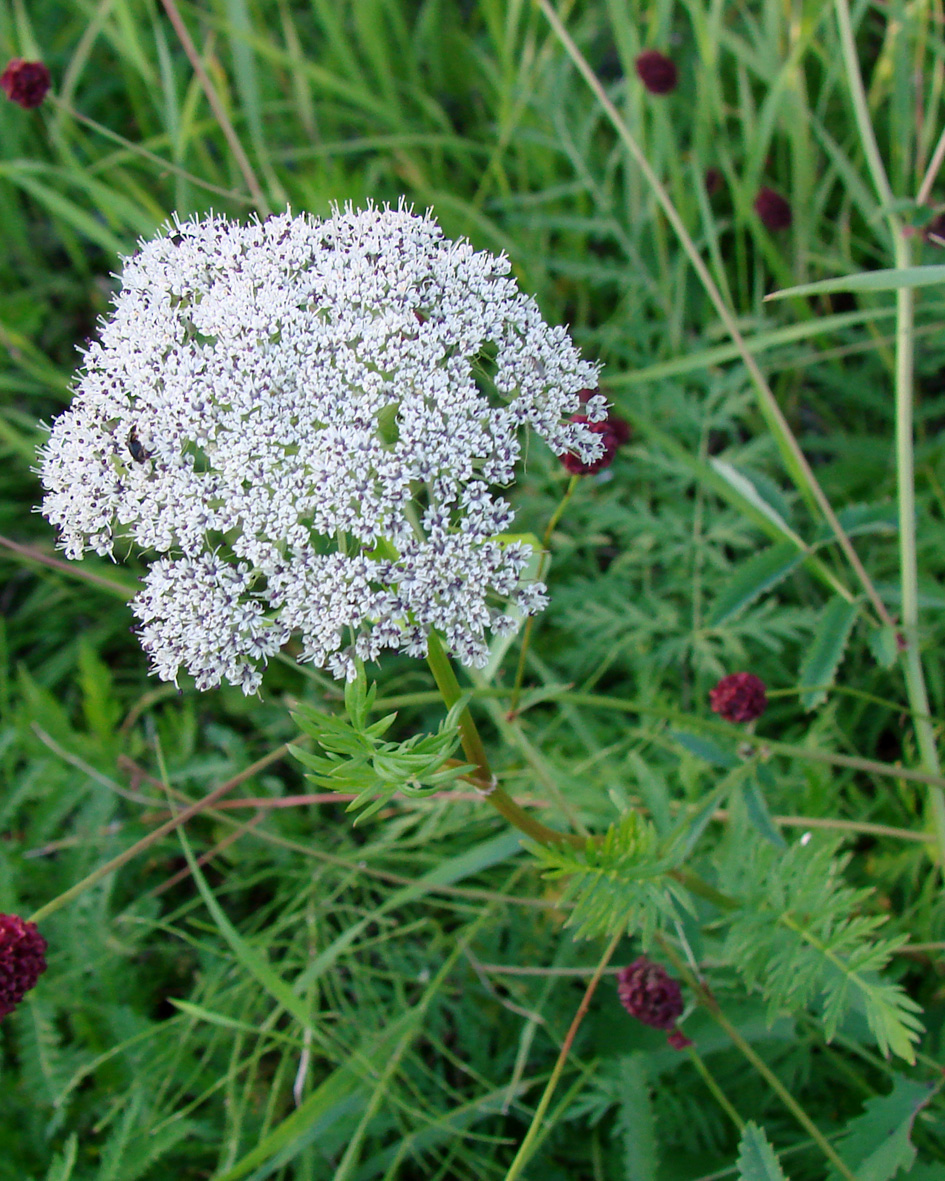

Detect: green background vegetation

[1,0,944,1177]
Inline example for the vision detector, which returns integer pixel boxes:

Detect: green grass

[2,1,945,1178]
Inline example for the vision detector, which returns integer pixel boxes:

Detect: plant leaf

[736,1123,788,1181]
[799,597,859,709]
[709,541,804,625]
[742,774,787,849]
[616,1053,659,1181]
[829,1077,935,1181]
[766,264,945,300]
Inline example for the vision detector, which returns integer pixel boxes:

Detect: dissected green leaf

[720,838,923,1062]
[525,812,682,941]
[290,676,472,822]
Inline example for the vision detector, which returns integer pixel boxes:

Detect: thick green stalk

[425,631,584,849]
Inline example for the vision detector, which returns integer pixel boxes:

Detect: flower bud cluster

[40,204,601,691]
[0,914,47,1020]
[616,956,691,1049]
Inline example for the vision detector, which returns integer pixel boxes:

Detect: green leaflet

[617,1053,659,1181]
[709,541,804,625]
[767,263,945,299]
[736,1123,788,1181]
[709,460,805,547]
[720,838,924,1062]
[525,812,683,941]
[829,1077,935,1181]
[290,668,473,822]
[741,772,787,850]
[812,502,897,544]
[799,597,860,709]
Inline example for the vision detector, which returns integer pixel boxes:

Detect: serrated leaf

[742,776,787,849]
[829,1078,934,1181]
[709,542,804,625]
[617,1053,659,1181]
[736,1123,788,1181]
[710,460,802,543]
[799,597,859,709]
[671,730,737,768]
[813,503,897,545]
[867,626,900,670]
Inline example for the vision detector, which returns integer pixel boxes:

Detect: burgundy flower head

[560,391,630,475]
[709,672,767,723]
[754,187,792,231]
[0,914,47,1019]
[617,957,690,1048]
[0,59,51,109]
[705,167,723,197]
[635,50,678,95]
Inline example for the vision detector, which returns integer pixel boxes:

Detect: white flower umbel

[39,204,602,692]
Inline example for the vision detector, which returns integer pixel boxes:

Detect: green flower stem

[425,631,584,849]
[660,941,858,1181]
[684,1044,745,1132]
[27,746,289,925]
[509,473,580,714]
[834,0,945,864]
[502,931,622,1181]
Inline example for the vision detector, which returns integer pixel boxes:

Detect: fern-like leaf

[290,670,473,822]
[719,838,923,1061]
[525,812,685,941]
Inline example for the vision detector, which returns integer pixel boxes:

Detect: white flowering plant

[35,201,924,1078]
[39,203,602,696]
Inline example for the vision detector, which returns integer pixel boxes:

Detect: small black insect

[127,430,150,463]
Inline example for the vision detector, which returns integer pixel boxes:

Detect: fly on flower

[39,203,603,694]
[127,430,150,464]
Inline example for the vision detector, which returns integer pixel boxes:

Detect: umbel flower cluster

[40,204,601,692]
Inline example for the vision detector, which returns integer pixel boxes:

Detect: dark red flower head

[635,50,678,95]
[754,187,792,231]
[617,957,689,1048]
[709,672,767,723]
[0,914,47,1019]
[560,391,630,475]
[1,59,51,109]
[704,167,723,197]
